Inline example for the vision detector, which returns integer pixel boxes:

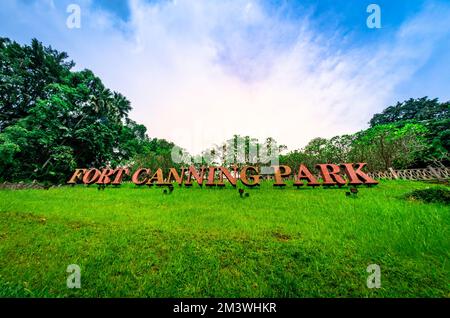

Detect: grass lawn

[0,180,448,297]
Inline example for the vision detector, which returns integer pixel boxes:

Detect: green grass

[0,180,448,298]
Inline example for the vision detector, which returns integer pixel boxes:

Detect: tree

[0,38,179,183]
[351,123,428,171]
[129,138,180,174]
[369,97,449,166]
[369,97,449,126]
[0,38,74,131]
[280,135,355,169]
[202,135,286,170]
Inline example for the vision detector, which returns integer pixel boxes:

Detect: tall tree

[0,38,177,183]
[369,97,449,166]
[0,38,74,131]
[369,97,449,126]
[351,123,428,170]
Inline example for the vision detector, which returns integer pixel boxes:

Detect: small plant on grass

[405,187,450,204]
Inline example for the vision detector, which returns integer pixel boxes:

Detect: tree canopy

[0,38,176,183]
[369,97,449,166]
[281,97,449,171]
[369,97,449,127]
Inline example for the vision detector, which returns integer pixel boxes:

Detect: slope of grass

[0,180,448,297]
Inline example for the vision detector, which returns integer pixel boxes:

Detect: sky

[1,0,449,154]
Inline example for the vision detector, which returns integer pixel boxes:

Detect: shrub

[405,187,450,204]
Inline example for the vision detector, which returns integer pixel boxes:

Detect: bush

[405,187,450,204]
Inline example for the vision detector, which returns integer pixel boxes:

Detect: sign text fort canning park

[67,163,378,188]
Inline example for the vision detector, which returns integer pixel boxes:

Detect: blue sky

[1,0,449,153]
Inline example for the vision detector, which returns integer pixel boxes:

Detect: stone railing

[368,167,450,181]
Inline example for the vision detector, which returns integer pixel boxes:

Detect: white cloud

[2,0,450,154]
